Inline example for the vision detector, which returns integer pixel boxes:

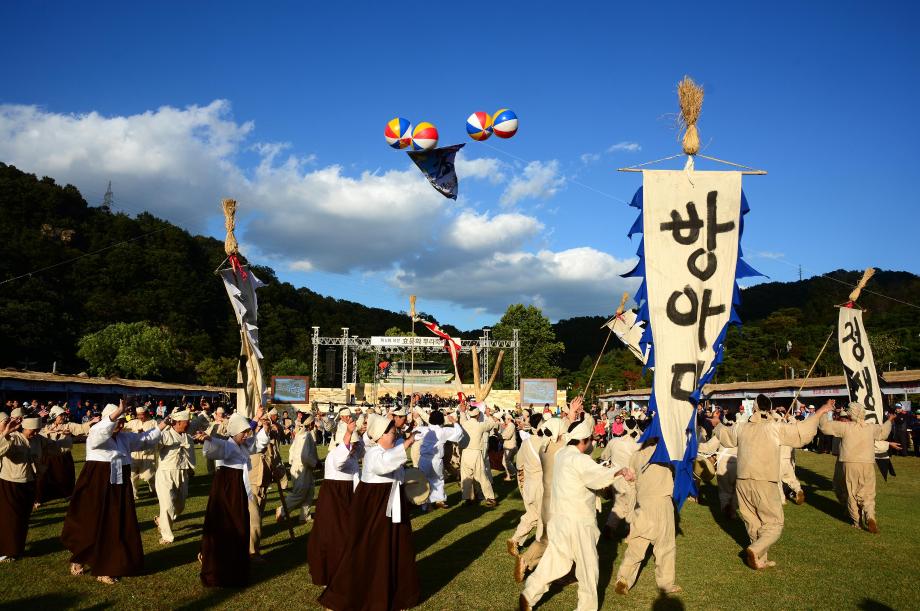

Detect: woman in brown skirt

[197,410,270,588]
[0,416,44,562]
[36,406,96,505]
[61,401,166,584]
[307,418,360,585]
[319,414,420,611]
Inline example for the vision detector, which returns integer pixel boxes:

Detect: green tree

[493,304,564,387]
[195,356,237,387]
[271,357,311,377]
[77,321,181,379]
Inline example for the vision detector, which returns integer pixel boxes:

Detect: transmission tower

[101,181,114,212]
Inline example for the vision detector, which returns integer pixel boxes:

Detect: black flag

[408,143,465,200]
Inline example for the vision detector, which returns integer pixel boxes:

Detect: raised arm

[202,436,232,461]
[875,416,893,441]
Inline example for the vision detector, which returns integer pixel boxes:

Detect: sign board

[520,378,558,407]
[270,376,310,404]
[370,336,447,348]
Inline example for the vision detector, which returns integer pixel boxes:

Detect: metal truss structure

[311,326,520,390]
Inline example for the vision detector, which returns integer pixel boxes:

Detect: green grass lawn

[1,445,918,610]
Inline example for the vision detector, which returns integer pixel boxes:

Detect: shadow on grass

[858,599,895,611]
[698,481,749,549]
[797,466,851,524]
[653,592,686,610]
[417,509,518,603]
[0,594,109,610]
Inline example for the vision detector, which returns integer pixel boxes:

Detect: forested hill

[0,163,455,383]
[1,162,917,389]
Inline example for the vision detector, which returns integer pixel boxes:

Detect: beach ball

[492,108,518,139]
[385,117,413,149]
[466,111,493,141]
[411,122,439,151]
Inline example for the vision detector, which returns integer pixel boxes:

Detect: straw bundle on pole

[848,267,876,302]
[677,76,704,155]
[221,198,239,257]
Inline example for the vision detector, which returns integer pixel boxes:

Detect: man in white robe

[520,416,634,611]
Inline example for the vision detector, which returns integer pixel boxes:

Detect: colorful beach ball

[466,111,493,141]
[384,117,413,149]
[411,122,439,151]
[492,108,518,139]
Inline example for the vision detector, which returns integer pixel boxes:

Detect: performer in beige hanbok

[154,410,195,544]
[711,395,831,569]
[274,414,319,523]
[459,402,498,506]
[508,413,549,565]
[124,407,157,499]
[819,402,894,533]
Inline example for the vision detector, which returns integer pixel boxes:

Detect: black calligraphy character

[843,365,864,398]
[666,286,726,350]
[841,320,865,361]
[670,361,704,402]
[660,202,702,244]
[685,191,736,281]
[861,366,876,412]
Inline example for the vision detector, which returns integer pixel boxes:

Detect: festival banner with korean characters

[838,306,884,424]
[623,170,761,505]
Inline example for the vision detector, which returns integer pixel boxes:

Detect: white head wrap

[171,410,191,422]
[563,415,594,443]
[227,413,251,437]
[50,406,67,419]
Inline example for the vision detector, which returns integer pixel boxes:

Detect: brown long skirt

[200,467,250,587]
[307,479,355,585]
[36,452,77,503]
[61,461,144,577]
[0,479,36,558]
[318,482,420,611]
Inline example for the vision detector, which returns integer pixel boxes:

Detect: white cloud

[753,251,786,260]
[607,141,642,153]
[500,160,565,207]
[393,246,638,320]
[444,210,543,253]
[0,101,250,228]
[455,153,505,185]
[0,100,639,319]
[580,152,601,164]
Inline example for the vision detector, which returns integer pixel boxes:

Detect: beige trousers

[279,468,315,518]
[832,460,847,505]
[522,516,601,611]
[510,478,542,546]
[503,448,518,478]
[606,476,636,527]
[460,449,495,501]
[155,468,189,542]
[130,458,155,499]
[736,479,784,563]
[842,462,876,523]
[249,485,268,554]
[616,496,676,590]
[778,455,802,496]
[717,457,739,510]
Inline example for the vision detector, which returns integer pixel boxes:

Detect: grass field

[1,444,918,610]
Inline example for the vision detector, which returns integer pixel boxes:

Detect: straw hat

[49,406,67,419]
[22,417,42,430]
[403,467,431,506]
[171,410,191,421]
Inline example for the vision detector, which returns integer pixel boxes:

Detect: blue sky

[2,1,918,330]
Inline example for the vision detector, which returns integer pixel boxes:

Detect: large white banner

[838,307,884,424]
[643,170,742,468]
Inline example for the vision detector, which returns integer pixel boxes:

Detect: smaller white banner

[605,309,650,366]
[838,307,885,424]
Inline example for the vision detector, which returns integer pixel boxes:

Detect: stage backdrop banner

[623,170,761,506]
[520,378,558,407]
[838,306,884,424]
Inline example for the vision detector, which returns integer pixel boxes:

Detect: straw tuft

[677,76,704,155]
[848,267,876,302]
[221,198,239,256]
